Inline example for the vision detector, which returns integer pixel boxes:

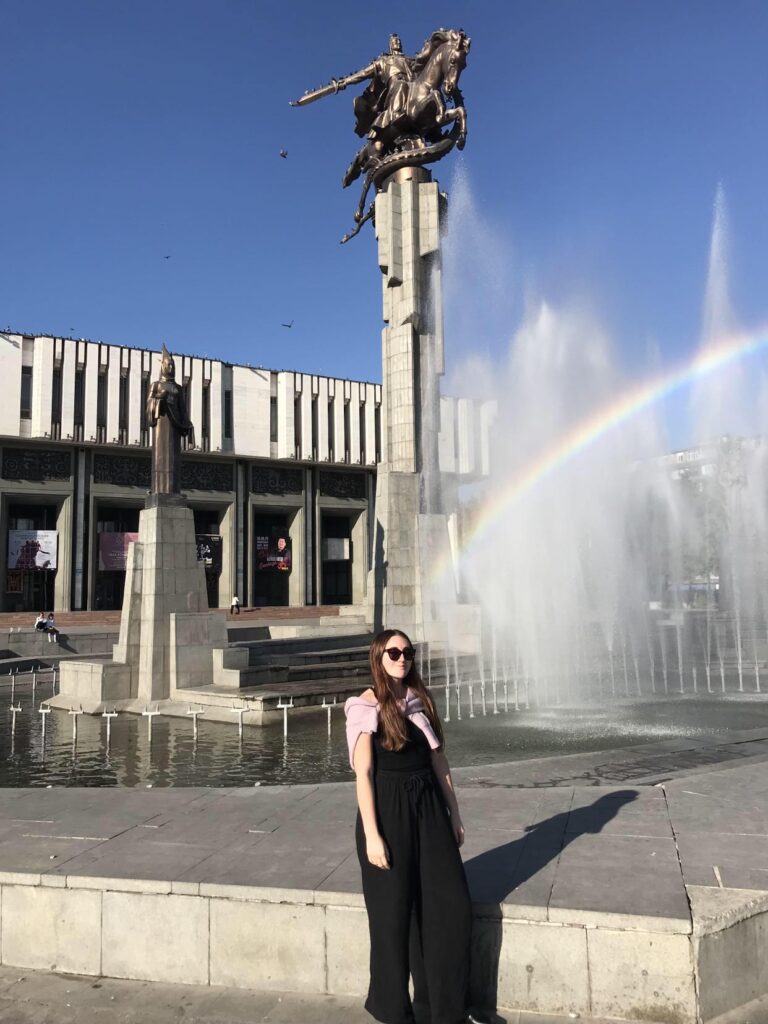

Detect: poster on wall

[98,532,140,571]
[196,535,222,572]
[255,529,291,572]
[5,571,23,593]
[8,530,58,570]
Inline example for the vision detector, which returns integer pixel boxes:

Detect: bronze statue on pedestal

[146,345,195,495]
[291,29,470,241]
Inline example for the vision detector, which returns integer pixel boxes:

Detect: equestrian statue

[291,29,470,242]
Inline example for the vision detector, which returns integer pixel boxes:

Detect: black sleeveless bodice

[372,717,433,774]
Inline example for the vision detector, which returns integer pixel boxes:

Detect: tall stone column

[370,168,464,644]
[370,167,480,650]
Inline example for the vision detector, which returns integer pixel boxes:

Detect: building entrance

[5,503,58,613]
[193,508,222,609]
[252,511,290,606]
[321,513,352,605]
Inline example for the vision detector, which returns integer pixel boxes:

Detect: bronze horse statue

[291,29,470,242]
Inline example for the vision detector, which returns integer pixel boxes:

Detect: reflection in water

[2,678,768,787]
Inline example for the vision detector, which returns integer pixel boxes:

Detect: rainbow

[433,324,768,583]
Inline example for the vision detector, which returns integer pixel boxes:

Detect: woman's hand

[366,833,390,870]
[452,818,465,847]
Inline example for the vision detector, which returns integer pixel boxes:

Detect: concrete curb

[0,868,735,1022]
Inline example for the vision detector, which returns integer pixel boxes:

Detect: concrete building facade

[0,331,491,612]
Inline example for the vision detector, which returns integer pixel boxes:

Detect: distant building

[0,331,492,612]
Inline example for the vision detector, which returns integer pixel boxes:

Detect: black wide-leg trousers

[356,767,472,1024]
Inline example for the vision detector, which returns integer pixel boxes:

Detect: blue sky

[3,1,768,410]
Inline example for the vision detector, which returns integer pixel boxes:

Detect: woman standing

[345,629,479,1024]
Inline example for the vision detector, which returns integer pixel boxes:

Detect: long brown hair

[368,629,444,753]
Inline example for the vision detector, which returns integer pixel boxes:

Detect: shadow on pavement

[463,789,639,1015]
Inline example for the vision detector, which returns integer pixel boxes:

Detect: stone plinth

[53,500,246,713]
[370,167,479,652]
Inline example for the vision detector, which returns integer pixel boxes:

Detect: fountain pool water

[2,669,768,787]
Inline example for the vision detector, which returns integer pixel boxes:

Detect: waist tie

[403,770,434,814]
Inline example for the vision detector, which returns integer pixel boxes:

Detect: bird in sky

[163,255,171,260]
[281,320,294,328]
[279,148,288,159]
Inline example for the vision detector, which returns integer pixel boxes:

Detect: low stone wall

[0,629,118,663]
[0,869,705,1022]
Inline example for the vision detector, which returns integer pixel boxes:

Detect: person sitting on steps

[44,612,59,643]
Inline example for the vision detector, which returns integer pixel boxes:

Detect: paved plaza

[0,740,766,906]
[10,964,757,1024]
[1,735,768,1021]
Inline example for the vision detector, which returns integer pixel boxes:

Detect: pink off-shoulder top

[344,689,440,769]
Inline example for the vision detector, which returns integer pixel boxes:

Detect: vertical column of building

[364,383,377,466]
[276,372,295,461]
[128,348,143,445]
[348,381,362,464]
[72,449,88,609]
[61,340,76,441]
[236,461,246,604]
[105,346,120,443]
[30,336,54,438]
[316,377,330,462]
[304,466,314,604]
[333,381,345,464]
[83,343,99,442]
[438,396,457,475]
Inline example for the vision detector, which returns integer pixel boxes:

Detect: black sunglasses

[385,647,416,662]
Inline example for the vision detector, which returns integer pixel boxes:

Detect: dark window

[202,383,210,451]
[74,368,85,435]
[183,383,192,448]
[269,395,278,443]
[140,373,150,445]
[51,367,62,425]
[20,367,32,419]
[202,387,210,432]
[328,399,335,460]
[118,374,129,429]
[374,404,381,462]
[294,395,301,456]
[96,372,107,428]
[224,389,233,440]
[359,403,366,463]
[343,400,350,463]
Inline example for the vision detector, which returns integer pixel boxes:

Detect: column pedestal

[51,498,248,713]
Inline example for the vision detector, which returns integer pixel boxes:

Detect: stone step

[265,623,372,640]
[318,614,368,626]
[246,645,369,668]
[228,660,370,687]
[237,632,372,655]
[0,631,118,663]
